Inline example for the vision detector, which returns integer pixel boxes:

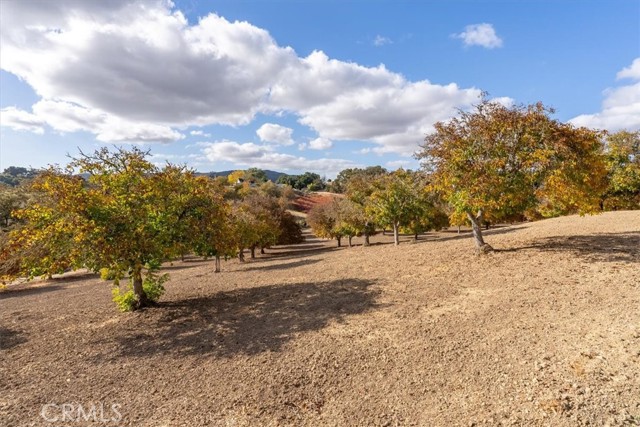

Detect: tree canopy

[416,99,607,252]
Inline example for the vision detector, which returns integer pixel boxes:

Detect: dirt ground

[1,211,639,426]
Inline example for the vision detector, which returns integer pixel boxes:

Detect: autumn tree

[398,171,449,240]
[601,130,640,210]
[307,200,344,247]
[342,169,385,245]
[334,198,371,247]
[416,99,607,253]
[1,148,229,309]
[367,169,422,246]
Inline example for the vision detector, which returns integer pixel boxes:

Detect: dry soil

[1,211,639,426]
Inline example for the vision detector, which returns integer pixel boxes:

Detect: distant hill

[203,169,286,182]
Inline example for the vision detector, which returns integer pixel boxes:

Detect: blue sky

[1,0,638,177]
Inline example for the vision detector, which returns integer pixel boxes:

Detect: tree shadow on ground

[497,232,640,263]
[106,278,380,360]
[0,326,27,350]
[0,283,67,300]
[248,246,338,263]
[240,258,322,272]
[431,225,523,244]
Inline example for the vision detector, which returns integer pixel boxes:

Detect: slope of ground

[291,191,342,214]
[1,211,639,426]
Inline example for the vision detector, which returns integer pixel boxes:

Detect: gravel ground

[1,211,639,426]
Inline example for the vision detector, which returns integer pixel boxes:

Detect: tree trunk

[131,263,150,309]
[457,225,461,234]
[364,233,370,247]
[348,236,352,247]
[260,247,265,255]
[238,249,245,262]
[337,236,341,247]
[393,223,399,246]
[414,232,419,241]
[215,255,221,273]
[467,210,493,253]
[250,245,256,259]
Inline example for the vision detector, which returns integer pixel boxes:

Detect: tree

[1,148,228,309]
[416,99,607,253]
[0,166,39,187]
[343,171,381,246]
[277,172,325,191]
[329,166,387,193]
[307,200,343,246]
[367,169,422,246]
[0,184,28,228]
[602,130,640,210]
[334,198,371,247]
[398,171,449,240]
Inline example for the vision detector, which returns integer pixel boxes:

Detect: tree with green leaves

[366,169,421,246]
[416,99,607,253]
[398,171,449,240]
[1,148,229,310]
[334,198,371,247]
[0,184,28,228]
[329,166,387,194]
[601,130,640,210]
[0,166,39,187]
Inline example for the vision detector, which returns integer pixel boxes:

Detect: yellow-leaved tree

[1,148,229,310]
[416,98,607,253]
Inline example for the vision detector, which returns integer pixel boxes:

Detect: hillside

[1,211,639,426]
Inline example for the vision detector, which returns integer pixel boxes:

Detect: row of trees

[310,100,638,252]
[0,98,638,310]
[0,149,303,310]
[307,169,448,247]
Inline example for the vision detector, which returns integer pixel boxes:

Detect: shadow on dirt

[498,232,640,263]
[240,258,322,272]
[0,283,68,300]
[107,278,380,359]
[0,326,27,350]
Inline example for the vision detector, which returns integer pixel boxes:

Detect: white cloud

[308,137,332,150]
[1,1,296,130]
[269,51,481,155]
[256,123,294,145]
[1,1,488,154]
[0,106,46,134]
[617,58,640,80]
[31,99,184,142]
[201,140,359,177]
[570,58,640,131]
[373,35,392,47]
[190,130,211,137]
[453,23,503,49]
[386,159,417,170]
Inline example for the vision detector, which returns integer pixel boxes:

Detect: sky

[0,0,639,178]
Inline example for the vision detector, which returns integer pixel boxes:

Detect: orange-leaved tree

[416,99,607,253]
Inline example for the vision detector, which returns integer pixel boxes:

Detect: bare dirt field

[1,211,639,426]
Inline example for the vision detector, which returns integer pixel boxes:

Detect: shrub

[99,268,117,281]
[111,273,168,312]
